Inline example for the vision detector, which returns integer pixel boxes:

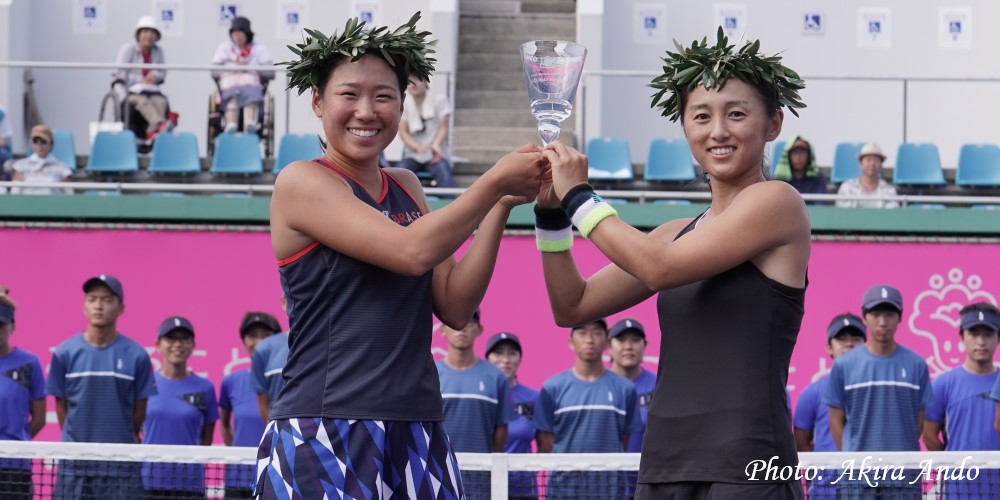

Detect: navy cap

[609,318,645,339]
[570,318,608,335]
[827,313,866,340]
[239,312,282,337]
[157,316,195,338]
[0,303,13,324]
[484,332,522,357]
[862,284,903,312]
[83,274,124,301]
[961,308,1000,332]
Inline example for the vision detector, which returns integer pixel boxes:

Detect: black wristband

[561,183,597,217]
[534,204,572,231]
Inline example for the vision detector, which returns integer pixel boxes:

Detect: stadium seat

[769,140,786,177]
[956,143,1000,187]
[586,137,633,180]
[971,204,1000,210]
[210,133,263,176]
[273,134,324,174]
[893,143,946,186]
[84,130,139,174]
[830,142,864,183]
[645,139,696,183]
[81,190,122,196]
[51,128,77,169]
[907,203,946,209]
[148,132,201,175]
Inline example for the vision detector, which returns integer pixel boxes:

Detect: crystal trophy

[520,40,587,145]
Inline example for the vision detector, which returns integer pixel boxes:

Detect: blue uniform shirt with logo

[250,332,289,407]
[436,359,514,452]
[220,368,265,490]
[625,368,656,453]
[0,348,45,470]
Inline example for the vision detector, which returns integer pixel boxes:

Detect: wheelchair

[206,76,275,158]
[97,79,170,154]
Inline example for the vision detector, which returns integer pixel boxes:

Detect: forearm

[438,203,511,320]
[493,425,508,453]
[55,399,67,429]
[829,416,844,451]
[257,393,271,422]
[432,120,449,149]
[221,424,234,446]
[399,127,421,151]
[29,401,46,438]
[541,251,589,326]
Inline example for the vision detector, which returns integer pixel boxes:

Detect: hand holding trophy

[520,41,587,146]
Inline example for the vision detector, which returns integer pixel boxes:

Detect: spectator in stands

[534,319,640,500]
[398,79,454,187]
[926,302,1000,497]
[437,309,514,500]
[219,311,281,499]
[773,135,827,200]
[115,16,175,142]
[9,125,73,195]
[607,318,655,496]
[211,16,273,134]
[0,105,11,168]
[46,275,155,499]
[823,284,932,498]
[793,313,866,499]
[249,297,288,422]
[485,331,540,500]
[835,142,899,208]
[142,316,219,500]
[0,293,46,500]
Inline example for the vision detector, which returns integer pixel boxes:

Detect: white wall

[1,0,451,158]
[581,0,1000,168]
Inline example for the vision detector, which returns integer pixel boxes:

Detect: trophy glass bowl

[520,40,588,145]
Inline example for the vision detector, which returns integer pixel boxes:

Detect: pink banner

[3,227,998,443]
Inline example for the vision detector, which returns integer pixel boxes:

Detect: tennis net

[2,441,999,499]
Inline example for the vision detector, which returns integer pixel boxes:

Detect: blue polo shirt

[220,369,265,491]
[0,348,45,471]
[794,375,837,452]
[436,359,514,453]
[625,368,656,453]
[143,372,219,492]
[250,332,289,408]
[506,383,539,498]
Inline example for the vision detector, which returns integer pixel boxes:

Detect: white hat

[135,15,161,41]
[858,142,887,162]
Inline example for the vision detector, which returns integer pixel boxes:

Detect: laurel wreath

[649,27,806,122]
[278,12,437,95]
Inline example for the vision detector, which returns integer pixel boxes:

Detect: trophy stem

[538,119,561,146]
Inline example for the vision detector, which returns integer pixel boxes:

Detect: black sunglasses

[31,137,50,145]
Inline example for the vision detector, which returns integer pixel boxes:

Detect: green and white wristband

[562,184,618,239]
[535,205,573,253]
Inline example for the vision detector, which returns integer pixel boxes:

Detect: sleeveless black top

[640,214,805,484]
[271,160,442,421]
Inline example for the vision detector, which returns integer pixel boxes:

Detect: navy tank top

[640,214,805,485]
[271,160,442,421]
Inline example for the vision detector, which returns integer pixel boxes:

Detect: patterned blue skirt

[254,418,465,500]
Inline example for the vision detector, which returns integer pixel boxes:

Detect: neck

[84,325,118,347]
[860,173,880,190]
[322,150,383,194]
[444,348,478,370]
[507,375,518,387]
[792,170,806,180]
[963,358,997,375]
[573,358,605,381]
[610,363,642,381]
[866,339,897,357]
[160,363,188,380]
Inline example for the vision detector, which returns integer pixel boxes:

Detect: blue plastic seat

[893,143,946,186]
[273,134,324,174]
[51,128,77,169]
[971,204,1000,210]
[586,137,633,181]
[769,141,786,177]
[210,133,263,175]
[830,142,864,183]
[956,143,1000,187]
[81,190,122,196]
[85,131,139,173]
[148,132,201,175]
[645,139,695,183]
[907,203,946,209]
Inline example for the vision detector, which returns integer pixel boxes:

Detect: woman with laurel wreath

[534,29,811,499]
[254,13,546,499]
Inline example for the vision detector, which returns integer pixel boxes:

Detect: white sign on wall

[153,0,184,37]
[73,0,107,34]
[634,4,667,45]
[714,4,747,39]
[858,8,891,48]
[277,0,309,40]
[351,0,383,25]
[939,7,972,49]
[802,12,825,36]
[217,2,241,26]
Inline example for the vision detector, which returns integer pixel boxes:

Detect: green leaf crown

[278,12,437,95]
[649,27,806,122]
